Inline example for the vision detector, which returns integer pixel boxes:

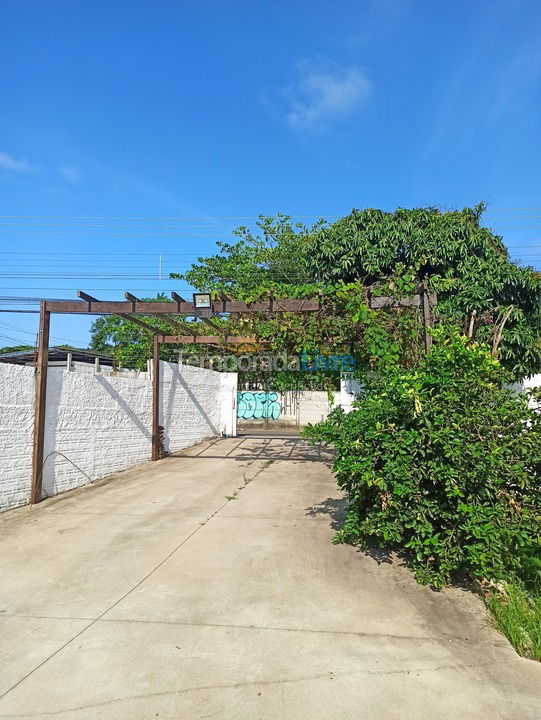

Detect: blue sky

[1,0,541,346]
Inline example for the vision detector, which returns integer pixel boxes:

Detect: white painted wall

[340,376,362,412]
[295,391,337,426]
[0,361,237,512]
[0,364,35,510]
[521,374,541,391]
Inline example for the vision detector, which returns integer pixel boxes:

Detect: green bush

[304,335,541,587]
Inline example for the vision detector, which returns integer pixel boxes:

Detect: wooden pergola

[30,291,320,504]
[30,286,436,504]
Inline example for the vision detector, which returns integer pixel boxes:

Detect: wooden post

[152,334,160,461]
[422,280,433,353]
[31,301,50,504]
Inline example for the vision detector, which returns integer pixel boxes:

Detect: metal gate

[236,385,301,432]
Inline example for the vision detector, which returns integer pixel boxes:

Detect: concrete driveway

[0,436,540,719]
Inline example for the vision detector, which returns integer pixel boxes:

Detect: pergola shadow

[169,437,334,463]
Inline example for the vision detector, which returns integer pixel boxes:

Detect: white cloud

[0,150,35,172]
[284,62,371,131]
[59,165,82,184]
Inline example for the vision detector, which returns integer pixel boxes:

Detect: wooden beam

[31,301,50,504]
[127,292,191,334]
[78,291,165,335]
[152,334,160,461]
[47,300,194,314]
[370,295,421,309]
[199,315,221,331]
[77,290,98,303]
[125,291,138,313]
[367,292,436,309]
[422,281,434,352]
[160,335,266,344]
[45,298,320,315]
[218,298,320,313]
[166,295,197,333]
[269,298,320,312]
[76,290,98,312]
[58,294,444,316]
[118,313,165,336]
[163,315,196,335]
[170,291,185,315]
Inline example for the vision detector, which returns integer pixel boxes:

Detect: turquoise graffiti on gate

[237,392,282,420]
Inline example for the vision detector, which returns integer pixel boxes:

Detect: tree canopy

[0,344,34,355]
[175,205,541,378]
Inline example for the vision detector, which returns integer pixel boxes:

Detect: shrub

[304,335,541,587]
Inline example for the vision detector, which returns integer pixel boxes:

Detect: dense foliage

[308,205,541,379]
[304,335,541,587]
[177,206,541,378]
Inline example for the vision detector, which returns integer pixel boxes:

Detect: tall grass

[487,551,541,661]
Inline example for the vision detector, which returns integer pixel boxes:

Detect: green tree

[175,214,320,301]
[307,205,541,378]
[0,344,34,354]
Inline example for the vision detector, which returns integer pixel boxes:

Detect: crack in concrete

[0,613,509,648]
[0,459,270,704]
[94,616,508,648]
[0,660,514,718]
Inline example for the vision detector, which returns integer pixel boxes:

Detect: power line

[0,223,225,229]
[0,288,196,293]
[0,296,75,302]
[1,243,541,257]
[0,333,31,345]
[0,215,336,220]
[0,272,312,278]
[4,226,541,236]
[0,209,541,221]
[481,216,541,221]
[0,322,87,346]
[0,231,249,236]
[0,208,540,218]
[0,218,537,226]
[0,273,198,278]
[0,252,226,256]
